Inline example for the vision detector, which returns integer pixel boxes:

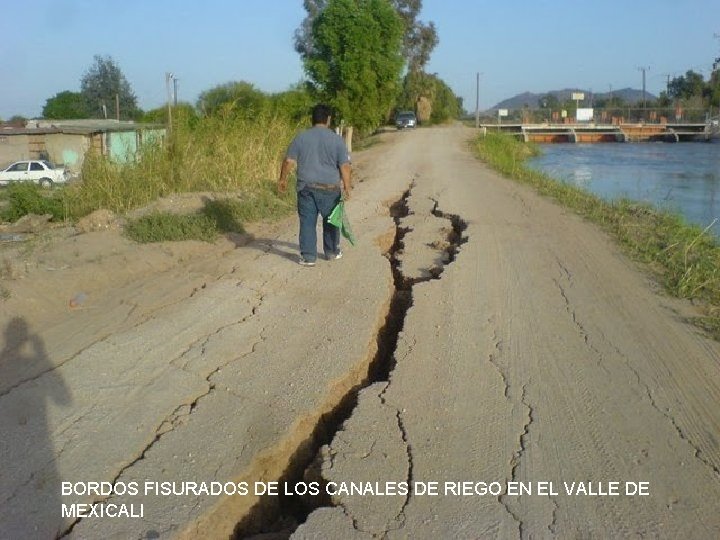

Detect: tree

[295,0,437,72]
[80,55,140,120]
[390,0,437,72]
[707,70,720,108]
[428,75,461,123]
[396,71,461,123]
[538,94,560,110]
[667,70,705,100]
[42,91,89,119]
[302,0,405,133]
[197,81,269,118]
[295,0,329,57]
[269,84,315,122]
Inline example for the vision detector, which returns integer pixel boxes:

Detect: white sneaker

[329,251,343,260]
[298,256,316,267]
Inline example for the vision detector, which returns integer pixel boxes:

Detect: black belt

[306,182,341,191]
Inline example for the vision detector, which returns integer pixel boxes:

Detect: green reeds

[65,108,298,221]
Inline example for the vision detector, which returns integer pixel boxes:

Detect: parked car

[395,111,417,129]
[0,160,69,188]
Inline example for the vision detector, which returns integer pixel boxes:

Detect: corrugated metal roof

[0,121,165,136]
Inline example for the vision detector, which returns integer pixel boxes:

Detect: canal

[527,143,720,236]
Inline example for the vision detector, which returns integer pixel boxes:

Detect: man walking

[278,104,352,267]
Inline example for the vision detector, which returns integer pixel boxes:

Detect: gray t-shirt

[286,126,350,191]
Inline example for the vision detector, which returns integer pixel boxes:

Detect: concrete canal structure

[481,122,716,143]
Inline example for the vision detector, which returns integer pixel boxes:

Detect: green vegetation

[0,183,66,222]
[41,56,141,120]
[4,1,463,244]
[662,69,720,108]
[81,55,141,120]
[297,0,460,129]
[64,109,297,220]
[125,212,218,243]
[43,91,89,120]
[300,0,405,134]
[398,70,462,124]
[198,81,269,118]
[124,197,273,243]
[475,133,720,336]
[0,106,298,242]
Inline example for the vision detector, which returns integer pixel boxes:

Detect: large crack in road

[232,184,468,538]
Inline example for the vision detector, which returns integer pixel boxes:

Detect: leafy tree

[703,69,720,108]
[538,94,560,110]
[390,0,437,72]
[80,55,140,120]
[269,84,315,123]
[428,75,461,123]
[197,81,269,118]
[295,0,329,57]
[398,69,428,111]
[296,0,437,72]
[667,70,705,100]
[43,91,89,119]
[302,0,404,133]
[397,71,460,123]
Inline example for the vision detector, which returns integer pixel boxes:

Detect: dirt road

[294,126,720,538]
[2,126,719,539]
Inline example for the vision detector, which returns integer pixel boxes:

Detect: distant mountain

[490,88,656,110]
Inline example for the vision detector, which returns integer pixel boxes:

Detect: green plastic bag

[327,201,356,246]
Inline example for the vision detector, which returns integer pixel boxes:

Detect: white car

[0,160,69,188]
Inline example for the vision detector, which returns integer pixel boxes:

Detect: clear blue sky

[1,0,719,119]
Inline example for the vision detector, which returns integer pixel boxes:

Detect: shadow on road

[0,317,72,539]
[245,237,301,263]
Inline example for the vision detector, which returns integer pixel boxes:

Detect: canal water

[527,143,720,236]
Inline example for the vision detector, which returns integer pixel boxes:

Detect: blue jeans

[297,188,341,262]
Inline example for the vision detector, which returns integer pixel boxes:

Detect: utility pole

[173,77,179,107]
[165,72,173,134]
[475,72,480,129]
[637,66,650,110]
[115,93,120,121]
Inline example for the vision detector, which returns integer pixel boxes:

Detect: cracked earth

[2,126,720,539]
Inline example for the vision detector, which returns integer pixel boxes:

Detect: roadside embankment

[474,132,720,338]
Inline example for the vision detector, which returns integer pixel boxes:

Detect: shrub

[124,212,218,243]
[0,183,66,222]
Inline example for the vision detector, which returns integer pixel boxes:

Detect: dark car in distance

[395,111,417,129]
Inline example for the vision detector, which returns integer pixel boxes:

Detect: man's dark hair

[312,104,332,125]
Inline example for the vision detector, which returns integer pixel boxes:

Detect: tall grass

[65,107,299,219]
[475,132,720,336]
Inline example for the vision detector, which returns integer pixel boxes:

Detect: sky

[1,0,719,119]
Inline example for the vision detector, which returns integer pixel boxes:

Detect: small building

[0,119,166,173]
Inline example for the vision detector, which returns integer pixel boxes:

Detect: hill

[490,88,656,110]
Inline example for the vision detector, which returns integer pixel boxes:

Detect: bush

[0,183,66,222]
[125,212,218,243]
